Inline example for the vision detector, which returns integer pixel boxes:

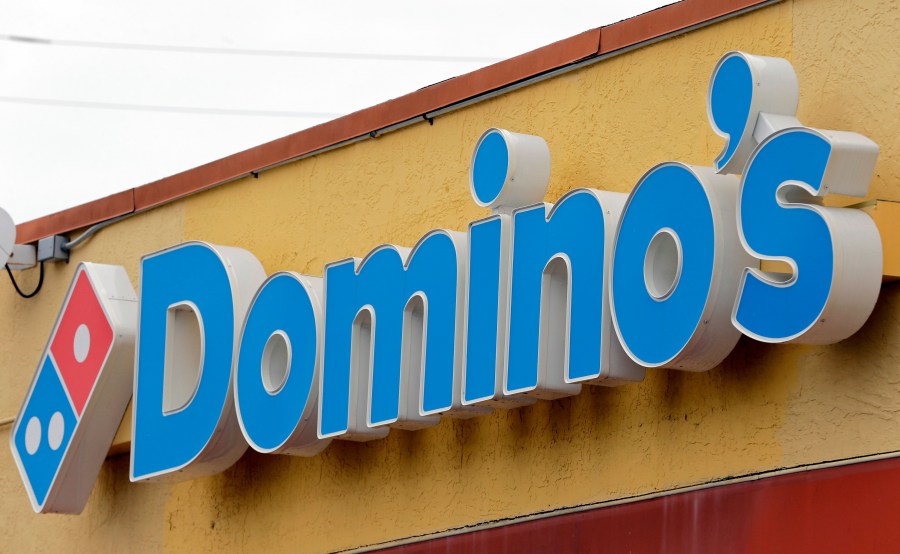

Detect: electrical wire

[5,261,44,299]
[0,95,342,118]
[0,31,497,118]
[63,213,131,252]
[0,33,500,63]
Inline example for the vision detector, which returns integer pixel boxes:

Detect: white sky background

[0,0,671,223]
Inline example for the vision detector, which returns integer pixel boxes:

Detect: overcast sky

[0,0,671,224]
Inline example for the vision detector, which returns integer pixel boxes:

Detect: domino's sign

[11,52,883,513]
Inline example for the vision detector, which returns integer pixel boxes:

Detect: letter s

[733,128,881,344]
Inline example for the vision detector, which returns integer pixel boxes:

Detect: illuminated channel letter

[319,230,473,440]
[505,189,643,400]
[462,215,516,407]
[131,242,265,481]
[707,51,882,344]
[462,128,550,409]
[235,273,330,456]
[612,164,753,370]
[11,264,136,513]
[733,128,881,343]
[708,51,800,175]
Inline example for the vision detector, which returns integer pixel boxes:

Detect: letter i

[461,128,549,409]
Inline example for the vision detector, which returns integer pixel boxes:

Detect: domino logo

[10,263,137,514]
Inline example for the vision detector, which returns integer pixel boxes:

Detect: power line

[0,95,340,118]
[0,33,501,63]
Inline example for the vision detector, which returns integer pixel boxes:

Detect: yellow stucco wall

[1,0,899,550]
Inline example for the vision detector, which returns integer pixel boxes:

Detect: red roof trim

[16,189,134,245]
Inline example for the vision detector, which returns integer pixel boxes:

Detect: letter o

[235,272,329,456]
[611,163,751,371]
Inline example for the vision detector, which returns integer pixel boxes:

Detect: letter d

[131,242,265,482]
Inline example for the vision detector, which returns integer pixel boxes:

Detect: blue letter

[733,128,881,343]
[319,231,466,440]
[612,164,751,371]
[235,272,329,456]
[131,242,264,481]
[462,216,534,410]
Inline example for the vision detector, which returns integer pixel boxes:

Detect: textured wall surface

[1,0,899,551]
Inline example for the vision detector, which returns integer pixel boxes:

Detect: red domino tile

[49,271,113,416]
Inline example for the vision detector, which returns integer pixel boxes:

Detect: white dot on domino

[73,324,91,363]
[25,416,41,455]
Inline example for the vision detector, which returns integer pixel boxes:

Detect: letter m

[319,230,466,440]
